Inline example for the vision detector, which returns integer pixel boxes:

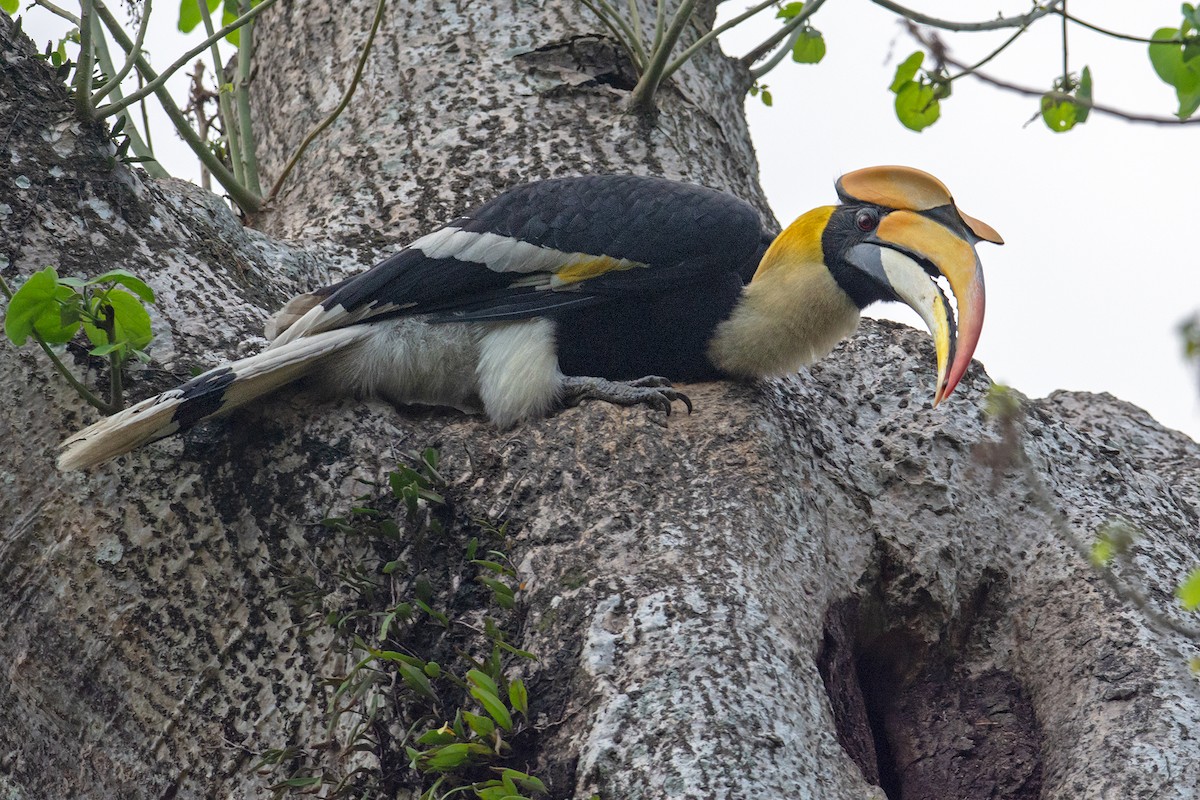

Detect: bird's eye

[855,209,879,232]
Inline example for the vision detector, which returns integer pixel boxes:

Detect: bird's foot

[560,375,693,419]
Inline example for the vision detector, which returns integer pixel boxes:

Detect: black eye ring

[855,208,879,232]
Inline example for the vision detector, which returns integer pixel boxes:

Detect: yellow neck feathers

[751,206,835,281]
[707,205,860,378]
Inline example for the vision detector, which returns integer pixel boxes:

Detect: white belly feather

[318,317,563,427]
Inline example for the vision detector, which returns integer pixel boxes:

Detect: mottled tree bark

[2,5,1199,800]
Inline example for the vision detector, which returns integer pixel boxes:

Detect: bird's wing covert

[271,175,769,343]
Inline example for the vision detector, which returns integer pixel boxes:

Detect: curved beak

[847,210,990,405]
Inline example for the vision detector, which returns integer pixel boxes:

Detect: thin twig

[184,61,217,192]
[739,0,828,67]
[869,0,1064,33]
[581,0,647,69]
[235,0,262,196]
[74,0,95,118]
[92,0,152,104]
[1057,8,1190,45]
[40,338,118,413]
[1060,0,1069,84]
[85,12,166,174]
[138,70,154,152]
[264,0,387,205]
[95,0,282,118]
[93,0,263,210]
[628,0,699,112]
[32,0,79,25]
[910,25,1200,125]
[748,25,802,81]
[1018,457,1200,643]
[663,0,778,80]
[626,0,642,61]
[196,0,243,186]
[948,23,1026,83]
[651,0,666,55]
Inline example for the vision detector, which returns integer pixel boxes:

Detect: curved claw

[560,375,693,418]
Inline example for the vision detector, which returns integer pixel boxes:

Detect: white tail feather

[58,325,375,470]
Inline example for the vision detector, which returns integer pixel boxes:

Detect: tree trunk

[2,6,1199,799]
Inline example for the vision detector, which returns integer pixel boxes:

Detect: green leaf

[88,269,155,303]
[1149,27,1200,118]
[481,577,516,609]
[272,776,321,789]
[5,267,81,345]
[890,51,924,93]
[1076,66,1093,123]
[894,81,940,131]
[222,0,240,46]
[1040,93,1078,132]
[399,662,438,701]
[178,0,220,33]
[501,770,547,795]
[760,89,773,107]
[472,559,515,576]
[415,728,458,746]
[88,342,124,357]
[1176,567,1200,611]
[775,1,803,20]
[508,678,528,716]
[463,710,495,739]
[791,29,825,64]
[466,668,499,698]
[470,685,513,731]
[475,787,525,800]
[1,0,19,16]
[421,743,491,771]
[82,288,153,350]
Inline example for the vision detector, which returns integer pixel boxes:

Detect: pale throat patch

[707,259,860,379]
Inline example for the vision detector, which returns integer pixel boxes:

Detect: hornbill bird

[58,166,1001,469]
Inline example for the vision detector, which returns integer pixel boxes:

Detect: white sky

[21,1,1200,440]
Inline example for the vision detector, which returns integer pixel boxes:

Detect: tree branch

[662,0,777,80]
[748,24,802,80]
[74,0,95,118]
[947,23,1026,83]
[739,0,828,67]
[91,0,152,104]
[1018,456,1200,643]
[911,25,1200,125]
[580,0,647,70]
[95,0,282,119]
[628,0,699,112]
[196,0,244,187]
[235,0,262,196]
[93,0,263,210]
[869,0,1065,33]
[1057,8,1190,45]
[85,12,165,175]
[32,0,79,25]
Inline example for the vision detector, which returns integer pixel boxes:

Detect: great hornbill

[58,166,1001,469]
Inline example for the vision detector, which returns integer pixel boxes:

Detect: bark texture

[247,0,769,244]
[3,6,1200,800]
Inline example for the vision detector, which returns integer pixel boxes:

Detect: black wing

[271,174,772,342]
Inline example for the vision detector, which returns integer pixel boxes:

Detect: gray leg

[560,375,693,417]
